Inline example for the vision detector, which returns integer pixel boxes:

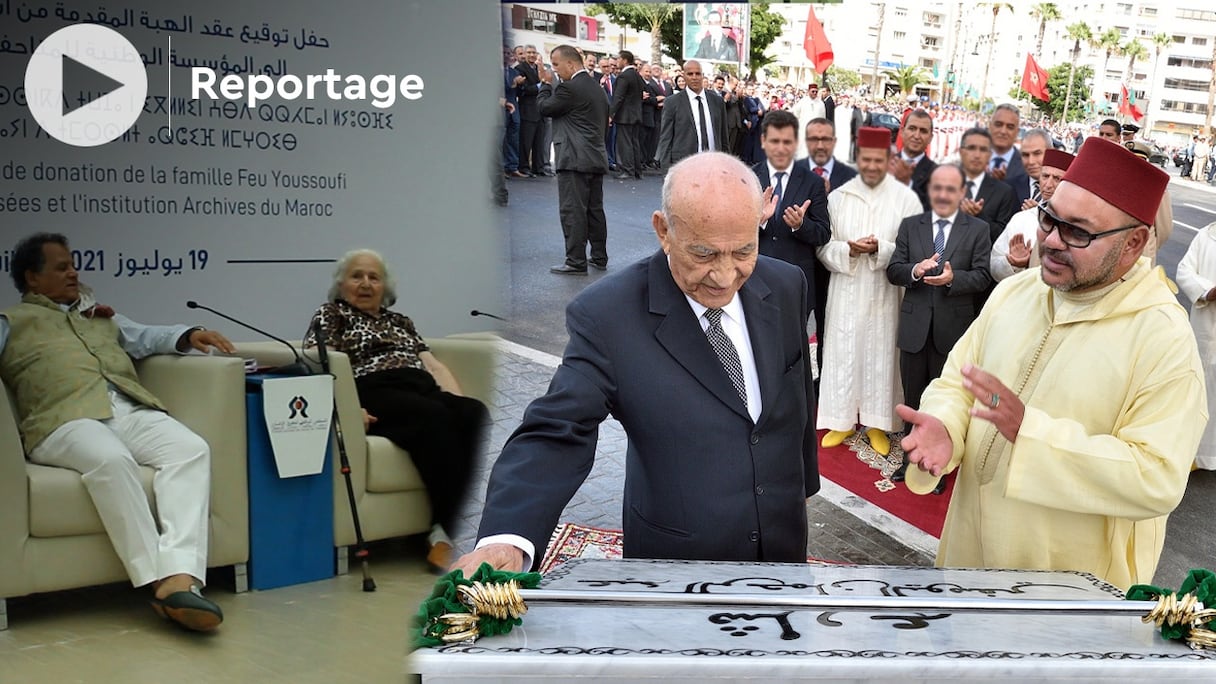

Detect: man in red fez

[989,148,1073,282]
[816,127,923,457]
[899,137,1207,589]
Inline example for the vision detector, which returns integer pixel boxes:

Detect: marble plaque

[411,559,1216,682]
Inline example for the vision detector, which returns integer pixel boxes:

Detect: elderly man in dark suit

[609,50,645,180]
[752,110,830,328]
[886,164,992,490]
[516,45,549,177]
[656,60,726,168]
[454,152,820,573]
[539,45,610,276]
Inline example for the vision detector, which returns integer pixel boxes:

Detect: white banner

[261,375,333,478]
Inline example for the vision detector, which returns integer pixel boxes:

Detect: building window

[1178,8,1216,21]
[920,58,936,69]
[923,36,939,47]
[895,7,908,18]
[1167,55,1213,68]
[1141,6,1158,16]
[1194,37,1208,46]
[1164,77,1210,92]
[894,31,907,40]
[1173,35,1186,43]
[1116,3,1132,14]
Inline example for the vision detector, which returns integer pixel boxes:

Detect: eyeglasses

[1036,203,1141,248]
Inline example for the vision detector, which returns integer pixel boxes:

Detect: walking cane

[313,319,376,592]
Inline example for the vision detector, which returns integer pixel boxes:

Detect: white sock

[428,524,451,547]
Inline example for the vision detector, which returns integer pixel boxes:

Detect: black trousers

[615,123,643,176]
[557,170,608,269]
[520,117,546,174]
[900,340,949,417]
[355,368,489,535]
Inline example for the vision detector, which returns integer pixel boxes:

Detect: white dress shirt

[762,160,794,230]
[685,88,716,152]
[911,210,958,281]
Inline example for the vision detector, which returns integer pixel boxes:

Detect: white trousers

[29,390,211,588]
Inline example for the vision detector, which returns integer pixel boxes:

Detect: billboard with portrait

[683,3,748,67]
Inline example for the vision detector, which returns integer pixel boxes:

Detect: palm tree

[1096,27,1122,113]
[1062,21,1092,123]
[1031,3,1062,56]
[1123,39,1147,83]
[1144,32,1171,131]
[979,3,1014,105]
[871,3,885,97]
[883,65,930,96]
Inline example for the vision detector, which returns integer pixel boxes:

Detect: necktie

[1030,179,1042,204]
[704,308,747,407]
[934,218,948,256]
[991,156,1005,171]
[814,167,826,178]
[696,95,710,151]
[773,171,786,207]
[966,180,976,200]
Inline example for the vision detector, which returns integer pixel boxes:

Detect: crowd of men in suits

[473,41,1198,593]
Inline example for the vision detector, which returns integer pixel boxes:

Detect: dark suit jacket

[822,95,835,123]
[991,147,1024,179]
[515,61,541,122]
[609,66,644,125]
[695,34,740,62]
[886,212,993,354]
[826,160,857,194]
[641,78,660,128]
[1003,171,1033,205]
[969,174,1017,242]
[908,155,937,212]
[478,251,819,568]
[538,71,609,174]
[753,159,831,307]
[657,88,727,166]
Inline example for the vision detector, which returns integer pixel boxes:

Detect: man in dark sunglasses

[896,137,1207,590]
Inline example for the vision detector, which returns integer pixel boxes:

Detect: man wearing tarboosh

[900,137,1207,589]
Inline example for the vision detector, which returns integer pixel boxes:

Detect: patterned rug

[538,522,844,573]
[816,429,953,537]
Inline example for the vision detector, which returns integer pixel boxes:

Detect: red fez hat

[1061,137,1167,226]
[857,127,891,150]
[1041,149,1074,171]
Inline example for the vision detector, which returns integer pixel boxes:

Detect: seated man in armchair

[0,233,234,631]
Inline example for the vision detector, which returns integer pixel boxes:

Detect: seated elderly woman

[303,249,488,571]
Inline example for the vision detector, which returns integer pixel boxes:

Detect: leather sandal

[151,585,224,632]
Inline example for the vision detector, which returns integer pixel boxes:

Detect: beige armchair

[0,355,250,629]
[234,337,496,555]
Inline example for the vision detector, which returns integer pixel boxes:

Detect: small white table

[409,558,1216,682]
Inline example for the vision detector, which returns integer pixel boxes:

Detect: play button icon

[62,55,127,116]
[24,24,148,147]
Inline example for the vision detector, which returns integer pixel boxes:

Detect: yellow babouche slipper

[821,429,855,448]
[865,428,890,456]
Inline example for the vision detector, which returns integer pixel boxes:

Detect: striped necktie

[703,308,747,407]
[934,219,948,256]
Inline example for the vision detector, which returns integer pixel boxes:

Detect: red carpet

[816,429,952,537]
[539,523,844,573]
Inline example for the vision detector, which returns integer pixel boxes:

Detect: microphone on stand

[186,300,312,375]
[470,309,507,321]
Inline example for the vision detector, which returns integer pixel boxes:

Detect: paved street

[469,162,1216,584]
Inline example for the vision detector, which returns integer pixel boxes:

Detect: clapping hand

[783,199,812,230]
[960,197,985,216]
[922,260,953,287]
[1007,233,1031,268]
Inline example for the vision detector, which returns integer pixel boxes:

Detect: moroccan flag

[1119,84,1145,121]
[1020,54,1050,101]
[803,6,834,73]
